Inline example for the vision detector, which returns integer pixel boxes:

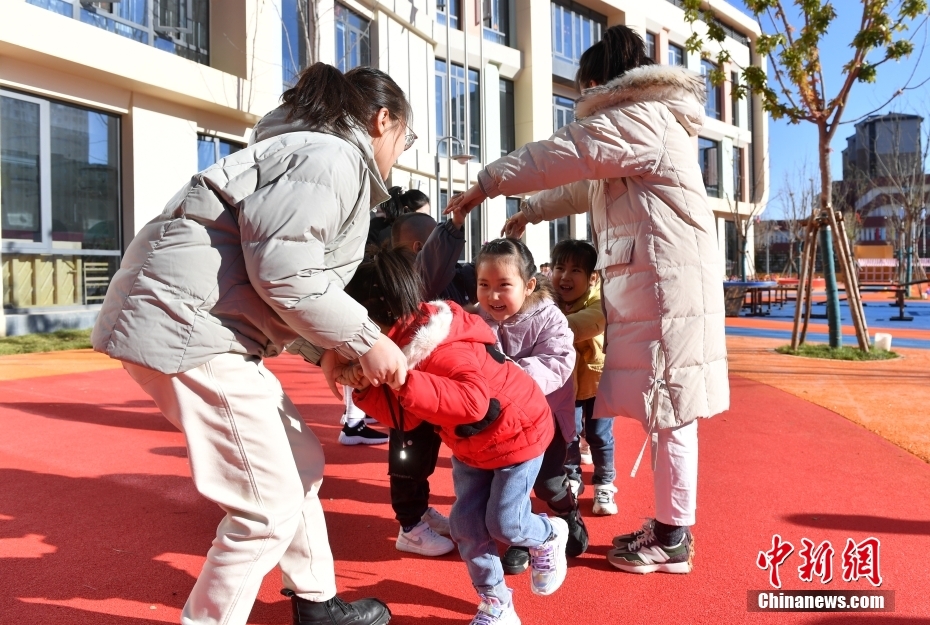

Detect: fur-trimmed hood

[389,300,496,370]
[575,64,706,137]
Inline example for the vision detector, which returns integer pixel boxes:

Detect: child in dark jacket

[474,238,589,575]
[344,249,569,625]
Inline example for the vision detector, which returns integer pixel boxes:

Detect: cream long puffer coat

[92,106,389,374]
[476,65,729,430]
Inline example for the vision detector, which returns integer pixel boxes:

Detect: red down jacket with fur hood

[353,300,554,470]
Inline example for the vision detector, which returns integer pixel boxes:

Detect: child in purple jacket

[475,238,589,575]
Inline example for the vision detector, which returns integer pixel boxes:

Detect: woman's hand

[320,349,352,399]
[501,212,529,238]
[444,184,486,218]
[359,334,408,390]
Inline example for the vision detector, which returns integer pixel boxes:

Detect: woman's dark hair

[476,238,550,295]
[380,187,432,222]
[282,63,411,137]
[551,239,598,276]
[576,25,655,90]
[344,247,423,328]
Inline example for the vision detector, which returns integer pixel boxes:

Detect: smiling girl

[475,238,589,575]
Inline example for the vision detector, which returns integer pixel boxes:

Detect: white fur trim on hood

[402,300,454,370]
[575,65,706,128]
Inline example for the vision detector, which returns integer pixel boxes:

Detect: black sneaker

[501,545,530,574]
[283,590,391,625]
[560,507,589,557]
[338,422,389,445]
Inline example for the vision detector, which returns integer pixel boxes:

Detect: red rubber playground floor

[2,350,930,624]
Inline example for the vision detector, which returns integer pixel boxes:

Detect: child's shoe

[528,515,568,595]
[420,506,451,536]
[501,546,530,574]
[606,525,694,574]
[395,521,455,556]
[579,438,593,465]
[559,507,588,557]
[470,592,520,625]
[338,421,389,445]
[592,484,618,516]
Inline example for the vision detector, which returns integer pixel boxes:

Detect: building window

[551,1,605,82]
[335,3,370,72]
[698,137,720,198]
[2,90,121,308]
[469,205,484,260]
[282,0,311,88]
[701,59,722,121]
[499,79,516,156]
[198,135,244,171]
[484,0,510,46]
[733,146,744,202]
[506,197,521,219]
[646,31,657,62]
[550,216,570,249]
[436,0,461,29]
[29,0,209,66]
[436,60,480,158]
[668,43,685,67]
[553,95,575,130]
[730,71,740,128]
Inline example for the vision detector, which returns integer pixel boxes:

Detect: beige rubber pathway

[727,335,930,464]
[3,340,929,465]
[0,349,122,381]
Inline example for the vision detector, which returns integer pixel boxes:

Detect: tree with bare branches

[684,0,929,351]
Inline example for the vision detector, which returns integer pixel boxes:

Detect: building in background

[1,0,768,335]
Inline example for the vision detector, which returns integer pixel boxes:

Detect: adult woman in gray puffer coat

[92,64,413,625]
[446,25,729,575]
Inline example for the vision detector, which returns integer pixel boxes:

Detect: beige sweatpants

[124,353,337,625]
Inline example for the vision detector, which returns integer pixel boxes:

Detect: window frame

[28,0,210,66]
[1,89,122,257]
[436,59,481,159]
[484,0,511,46]
[645,31,657,62]
[701,59,722,121]
[668,42,685,67]
[334,2,371,73]
[436,0,461,30]
[550,0,606,82]
[553,95,575,131]
[499,78,516,156]
[698,136,721,199]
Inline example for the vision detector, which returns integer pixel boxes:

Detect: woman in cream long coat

[446,25,729,575]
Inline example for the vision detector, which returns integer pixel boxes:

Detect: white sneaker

[421,506,451,536]
[579,439,593,465]
[528,515,568,596]
[396,521,455,556]
[470,591,521,625]
[592,484,618,516]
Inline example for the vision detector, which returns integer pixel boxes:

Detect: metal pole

[819,220,842,348]
[463,0,470,255]
[445,0,452,212]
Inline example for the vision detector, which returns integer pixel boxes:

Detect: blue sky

[726,1,930,217]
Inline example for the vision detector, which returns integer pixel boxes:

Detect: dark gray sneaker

[284,590,391,625]
[501,546,530,574]
[611,518,655,551]
[606,526,694,574]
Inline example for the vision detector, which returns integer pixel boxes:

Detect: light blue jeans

[565,398,616,485]
[449,455,552,601]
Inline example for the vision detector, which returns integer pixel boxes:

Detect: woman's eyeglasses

[404,127,417,151]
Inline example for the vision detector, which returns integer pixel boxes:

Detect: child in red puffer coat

[342,248,569,625]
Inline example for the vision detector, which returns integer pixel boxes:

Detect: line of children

[344,249,569,625]
[550,240,617,516]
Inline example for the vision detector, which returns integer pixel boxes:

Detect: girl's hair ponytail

[282,63,411,138]
[576,25,655,90]
[345,247,424,328]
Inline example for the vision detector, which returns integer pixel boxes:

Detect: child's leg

[583,398,616,486]
[563,401,585,486]
[449,457,511,602]
[528,428,588,557]
[653,420,698,543]
[485,455,550,549]
[389,421,442,528]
